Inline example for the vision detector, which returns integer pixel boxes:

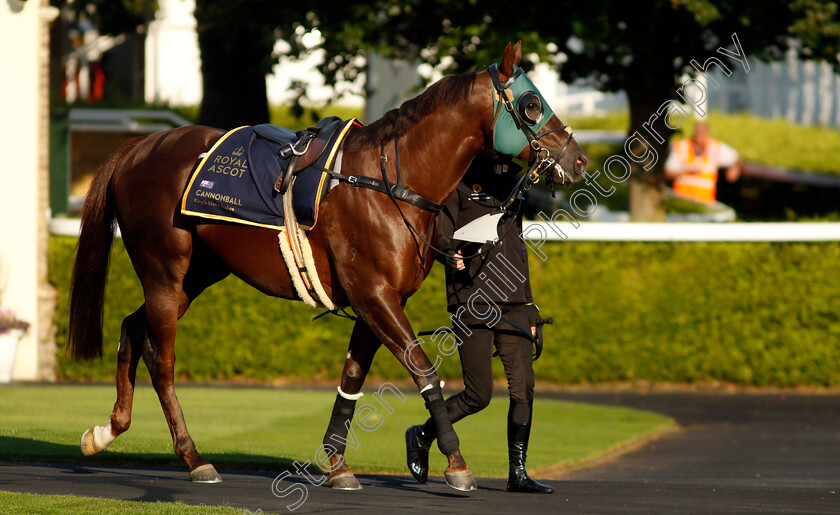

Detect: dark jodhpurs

[427,303,537,430]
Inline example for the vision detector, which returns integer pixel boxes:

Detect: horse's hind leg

[321,319,381,490]
[141,301,219,482]
[80,251,227,484]
[139,251,229,483]
[81,307,147,456]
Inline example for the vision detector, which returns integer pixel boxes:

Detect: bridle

[487,63,577,187]
[314,63,580,319]
[365,64,580,272]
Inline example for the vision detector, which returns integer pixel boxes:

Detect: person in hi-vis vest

[664,122,742,204]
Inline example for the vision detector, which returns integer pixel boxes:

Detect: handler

[405,151,554,494]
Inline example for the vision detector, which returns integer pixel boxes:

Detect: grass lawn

[567,109,840,176]
[0,385,672,478]
[0,491,242,515]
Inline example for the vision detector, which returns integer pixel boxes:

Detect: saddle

[254,116,343,194]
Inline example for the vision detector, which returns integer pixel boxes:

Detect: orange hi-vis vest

[672,138,723,204]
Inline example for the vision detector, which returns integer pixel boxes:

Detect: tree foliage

[308,0,840,220]
[66,1,840,216]
[543,0,840,220]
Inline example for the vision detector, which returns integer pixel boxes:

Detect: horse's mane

[343,71,477,153]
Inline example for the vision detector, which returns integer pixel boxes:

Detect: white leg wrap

[337,385,364,400]
[93,421,116,450]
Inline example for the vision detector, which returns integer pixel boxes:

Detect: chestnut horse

[68,43,588,490]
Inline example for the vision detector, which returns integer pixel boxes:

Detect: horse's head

[485,42,589,185]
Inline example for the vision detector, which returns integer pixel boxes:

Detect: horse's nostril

[576,154,590,170]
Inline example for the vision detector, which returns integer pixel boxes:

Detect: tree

[309,0,840,220]
[78,0,840,219]
[539,0,840,220]
[52,0,281,127]
[193,1,313,129]
[309,1,550,97]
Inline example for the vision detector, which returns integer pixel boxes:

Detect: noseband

[488,63,576,185]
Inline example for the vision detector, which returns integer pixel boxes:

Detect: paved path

[549,392,840,513]
[2,392,838,513]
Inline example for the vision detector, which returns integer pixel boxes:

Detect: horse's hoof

[80,428,103,456]
[189,464,222,483]
[329,472,362,490]
[444,469,477,492]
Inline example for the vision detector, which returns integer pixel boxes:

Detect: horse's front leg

[320,319,381,490]
[351,292,476,492]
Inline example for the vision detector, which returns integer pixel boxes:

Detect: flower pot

[0,330,23,383]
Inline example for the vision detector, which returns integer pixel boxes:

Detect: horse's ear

[500,41,522,77]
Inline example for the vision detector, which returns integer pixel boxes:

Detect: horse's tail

[68,137,144,360]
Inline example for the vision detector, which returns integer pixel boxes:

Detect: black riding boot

[507,401,555,494]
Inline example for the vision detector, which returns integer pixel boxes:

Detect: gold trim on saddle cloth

[305,119,354,229]
[180,120,355,231]
[180,126,284,230]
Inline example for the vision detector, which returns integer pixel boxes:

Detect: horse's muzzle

[550,151,589,185]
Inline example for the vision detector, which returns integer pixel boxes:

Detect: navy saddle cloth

[181,119,352,230]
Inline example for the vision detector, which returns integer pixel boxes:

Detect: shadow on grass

[0,435,302,472]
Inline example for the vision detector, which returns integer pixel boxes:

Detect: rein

[377,136,523,265]
[378,137,439,277]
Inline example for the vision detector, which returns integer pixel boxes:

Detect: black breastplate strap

[324,170,443,213]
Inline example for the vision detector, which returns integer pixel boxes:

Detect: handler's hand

[454,250,465,271]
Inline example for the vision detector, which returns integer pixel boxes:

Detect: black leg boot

[406,389,474,485]
[405,420,435,484]
[506,401,555,494]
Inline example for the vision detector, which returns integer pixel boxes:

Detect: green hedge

[50,236,840,386]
